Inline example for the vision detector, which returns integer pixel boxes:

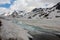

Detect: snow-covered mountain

[0,2,60,19]
[26,2,60,19]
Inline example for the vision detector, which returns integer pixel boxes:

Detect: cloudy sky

[0,0,60,13]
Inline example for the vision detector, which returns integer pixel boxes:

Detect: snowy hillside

[0,2,60,20]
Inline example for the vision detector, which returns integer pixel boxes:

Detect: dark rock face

[32,14,37,17]
[55,16,60,18]
[0,20,2,27]
[11,11,18,18]
[29,37,32,40]
[32,8,38,12]
[0,20,2,40]
[32,8,43,12]
[56,2,60,10]
[30,33,60,40]
[8,38,17,40]
[28,16,32,19]
[0,36,2,40]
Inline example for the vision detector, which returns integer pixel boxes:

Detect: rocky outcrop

[31,33,60,40]
[56,2,60,10]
